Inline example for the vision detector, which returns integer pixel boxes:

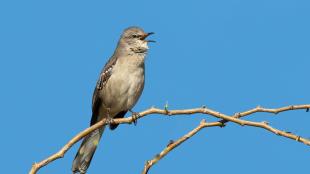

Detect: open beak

[141,32,155,42]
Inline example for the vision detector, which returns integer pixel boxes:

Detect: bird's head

[119,26,155,54]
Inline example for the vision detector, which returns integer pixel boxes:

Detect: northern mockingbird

[72,27,154,174]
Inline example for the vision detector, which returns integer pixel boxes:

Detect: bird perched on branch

[72,26,154,174]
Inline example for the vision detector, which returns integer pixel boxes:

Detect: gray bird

[72,26,154,174]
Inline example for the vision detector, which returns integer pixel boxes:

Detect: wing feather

[91,56,118,125]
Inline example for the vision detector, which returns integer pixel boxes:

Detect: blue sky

[0,0,309,173]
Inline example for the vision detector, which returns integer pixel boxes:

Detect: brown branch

[29,104,310,174]
[140,105,310,173]
[142,119,212,174]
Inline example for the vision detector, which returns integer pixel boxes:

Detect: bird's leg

[105,108,115,125]
[129,109,140,126]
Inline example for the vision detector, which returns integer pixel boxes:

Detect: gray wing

[91,55,118,125]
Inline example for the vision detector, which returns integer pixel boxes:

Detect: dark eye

[132,34,139,38]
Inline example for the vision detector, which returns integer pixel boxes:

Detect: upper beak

[141,32,155,42]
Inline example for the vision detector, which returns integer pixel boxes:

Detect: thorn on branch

[256,105,261,109]
[220,123,226,128]
[234,112,242,118]
[201,105,207,109]
[306,108,309,112]
[218,120,228,127]
[200,119,206,124]
[164,101,171,115]
[164,101,169,111]
[32,162,37,167]
[167,140,174,147]
[285,131,292,134]
[261,121,269,125]
[145,160,151,166]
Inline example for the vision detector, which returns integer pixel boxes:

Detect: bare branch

[142,119,210,174]
[29,104,310,174]
[140,105,310,173]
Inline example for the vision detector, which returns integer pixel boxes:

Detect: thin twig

[142,119,211,174]
[29,104,310,174]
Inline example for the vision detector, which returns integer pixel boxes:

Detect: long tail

[72,126,105,174]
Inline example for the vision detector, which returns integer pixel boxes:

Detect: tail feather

[72,127,105,174]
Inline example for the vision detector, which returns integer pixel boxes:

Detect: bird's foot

[105,117,115,125]
[129,110,140,126]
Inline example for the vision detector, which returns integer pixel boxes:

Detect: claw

[129,110,140,126]
[105,117,115,125]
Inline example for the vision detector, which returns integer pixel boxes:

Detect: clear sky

[0,0,309,173]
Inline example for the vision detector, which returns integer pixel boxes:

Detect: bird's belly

[102,67,144,115]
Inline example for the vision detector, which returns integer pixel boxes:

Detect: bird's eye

[132,34,139,38]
